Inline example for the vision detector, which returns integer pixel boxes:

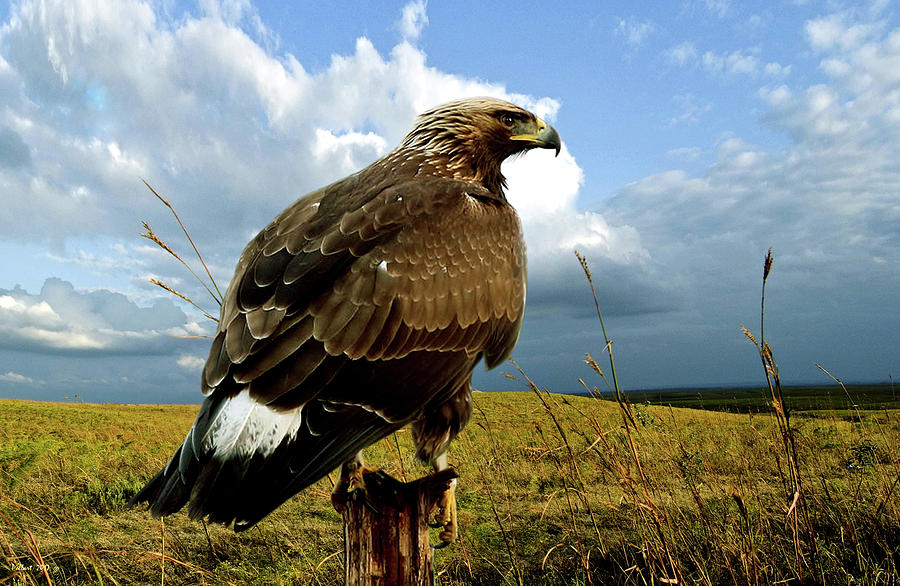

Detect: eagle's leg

[429,452,458,548]
[414,386,470,547]
[331,451,380,513]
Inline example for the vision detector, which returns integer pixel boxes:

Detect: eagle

[132,97,561,546]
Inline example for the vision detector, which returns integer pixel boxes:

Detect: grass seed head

[584,353,604,377]
[741,326,759,346]
[763,247,774,281]
[140,221,177,258]
[575,250,593,283]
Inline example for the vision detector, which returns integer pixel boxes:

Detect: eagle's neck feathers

[393,119,508,196]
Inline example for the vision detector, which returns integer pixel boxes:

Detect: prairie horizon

[1,381,895,408]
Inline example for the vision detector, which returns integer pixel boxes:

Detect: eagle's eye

[499,113,516,128]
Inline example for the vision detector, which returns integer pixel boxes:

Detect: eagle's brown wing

[205,172,525,405]
[134,170,525,529]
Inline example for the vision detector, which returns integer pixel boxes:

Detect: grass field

[1,384,897,585]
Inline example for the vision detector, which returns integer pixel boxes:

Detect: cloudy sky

[0,0,897,403]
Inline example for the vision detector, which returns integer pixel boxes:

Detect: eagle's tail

[130,436,195,518]
[130,391,400,531]
[130,396,220,521]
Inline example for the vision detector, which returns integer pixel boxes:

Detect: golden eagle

[133,97,561,545]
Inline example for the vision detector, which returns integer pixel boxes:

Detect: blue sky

[0,0,898,403]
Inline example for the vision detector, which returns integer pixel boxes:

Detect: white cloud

[703,0,730,19]
[759,84,792,106]
[199,0,252,24]
[668,43,788,79]
[0,278,207,354]
[666,146,703,161]
[503,144,651,291]
[177,355,206,371]
[764,62,792,77]
[397,0,428,43]
[702,49,762,75]
[743,13,766,31]
[614,17,657,48]
[0,294,59,325]
[46,246,143,274]
[0,371,40,384]
[665,42,697,66]
[806,13,874,52]
[668,93,711,125]
[505,147,583,220]
[311,129,388,177]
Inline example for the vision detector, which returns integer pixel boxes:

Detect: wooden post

[333,468,458,586]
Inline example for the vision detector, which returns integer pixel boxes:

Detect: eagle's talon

[428,476,458,548]
[332,460,381,513]
[430,522,456,548]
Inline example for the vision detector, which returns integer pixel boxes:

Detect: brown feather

[432,293,453,329]
[323,302,376,356]
[202,332,229,391]
[334,263,376,304]
[245,307,286,340]
[365,301,405,359]
[224,314,254,364]
[233,317,314,383]
[311,293,359,342]
[247,340,329,404]
[346,302,392,359]
[379,319,419,358]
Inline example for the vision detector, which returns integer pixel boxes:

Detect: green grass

[1,390,897,585]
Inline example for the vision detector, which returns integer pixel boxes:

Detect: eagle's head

[398,97,561,195]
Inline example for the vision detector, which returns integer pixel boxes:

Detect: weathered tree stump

[332,468,458,586]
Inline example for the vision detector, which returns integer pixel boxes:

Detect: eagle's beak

[510,117,561,156]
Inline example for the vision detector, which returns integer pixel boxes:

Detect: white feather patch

[202,391,305,459]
